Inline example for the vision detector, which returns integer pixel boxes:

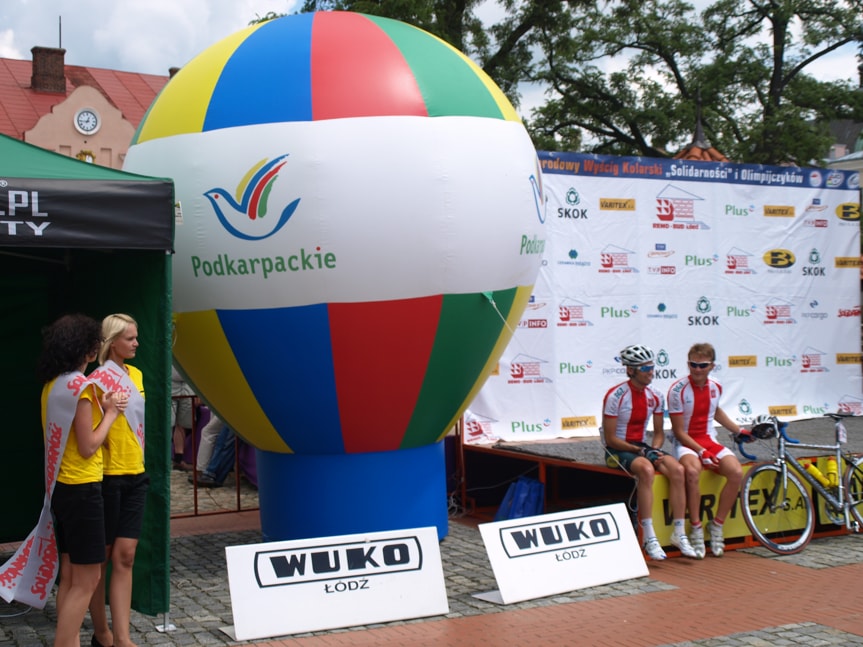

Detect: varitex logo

[768,405,798,417]
[763,205,795,218]
[561,416,596,429]
[728,356,757,367]
[835,257,863,269]
[499,511,620,558]
[253,536,422,587]
[599,197,635,211]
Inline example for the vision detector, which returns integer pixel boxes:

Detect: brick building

[0,46,170,169]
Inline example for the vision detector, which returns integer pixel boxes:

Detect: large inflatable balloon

[124,11,545,540]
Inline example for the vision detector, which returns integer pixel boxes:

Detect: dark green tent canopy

[0,134,173,250]
[0,134,174,615]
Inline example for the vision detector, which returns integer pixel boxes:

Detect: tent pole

[156,611,176,632]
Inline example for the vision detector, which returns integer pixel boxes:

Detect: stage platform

[458,415,863,549]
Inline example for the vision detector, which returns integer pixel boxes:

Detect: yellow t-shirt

[42,378,103,485]
[101,364,145,476]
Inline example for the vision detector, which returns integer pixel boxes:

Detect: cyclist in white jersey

[667,342,744,558]
[602,344,697,560]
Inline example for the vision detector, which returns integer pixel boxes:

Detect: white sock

[640,518,656,540]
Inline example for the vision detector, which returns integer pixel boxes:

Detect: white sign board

[226,526,449,640]
[477,503,648,604]
[466,152,862,444]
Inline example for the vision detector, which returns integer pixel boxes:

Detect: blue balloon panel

[257,441,449,541]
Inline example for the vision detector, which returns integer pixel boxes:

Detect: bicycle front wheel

[740,463,814,554]
[843,455,863,528]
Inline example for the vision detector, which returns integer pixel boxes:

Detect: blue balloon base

[256,441,449,542]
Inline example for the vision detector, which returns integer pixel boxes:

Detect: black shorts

[102,472,150,544]
[51,481,106,565]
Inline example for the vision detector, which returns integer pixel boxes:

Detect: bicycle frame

[740,415,857,531]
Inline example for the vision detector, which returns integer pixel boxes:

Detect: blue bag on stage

[494,476,545,521]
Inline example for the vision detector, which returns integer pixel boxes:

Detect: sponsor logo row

[554,244,860,275]
[557,186,859,228]
[518,296,861,328]
[468,392,863,441]
[498,348,860,387]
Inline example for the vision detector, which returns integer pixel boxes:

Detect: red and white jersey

[667,375,723,444]
[602,380,665,443]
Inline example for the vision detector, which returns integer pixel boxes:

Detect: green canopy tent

[0,133,174,615]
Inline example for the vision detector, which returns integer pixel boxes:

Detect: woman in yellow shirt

[88,314,147,647]
[36,314,125,647]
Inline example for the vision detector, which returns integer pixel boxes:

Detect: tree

[259,0,862,164]
[530,0,863,164]
[287,0,587,108]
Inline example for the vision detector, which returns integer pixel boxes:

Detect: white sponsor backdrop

[466,151,862,443]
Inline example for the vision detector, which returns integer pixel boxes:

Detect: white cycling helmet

[619,344,656,366]
[750,414,778,439]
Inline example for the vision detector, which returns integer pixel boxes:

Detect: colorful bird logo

[204,155,300,241]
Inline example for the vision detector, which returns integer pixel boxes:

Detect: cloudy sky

[0,0,300,75]
[0,0,857,110]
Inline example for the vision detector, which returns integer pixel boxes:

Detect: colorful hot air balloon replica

[124,11,545,540]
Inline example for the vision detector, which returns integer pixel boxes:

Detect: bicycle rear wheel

[740,464,814,554]
[843,455,863,528]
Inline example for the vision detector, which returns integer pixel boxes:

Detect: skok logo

[688,296,719,326]
[802,248,826,276]
[204,155,300,241]
[559,188,587,219]
[500,511,620,558]
[254,536,422,587]
[653,349,676,379]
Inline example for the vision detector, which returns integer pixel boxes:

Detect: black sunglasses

[688,361,712,369]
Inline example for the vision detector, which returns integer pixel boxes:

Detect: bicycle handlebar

[735,418,797,461]
[736,439,758,461]
[778,420,798,444]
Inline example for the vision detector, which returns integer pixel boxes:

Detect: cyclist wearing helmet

[667,342,744,558]
[603,344,697,561]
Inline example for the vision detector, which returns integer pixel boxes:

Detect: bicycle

[735,412,863,554]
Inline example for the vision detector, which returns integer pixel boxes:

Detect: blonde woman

[88,314,148,647]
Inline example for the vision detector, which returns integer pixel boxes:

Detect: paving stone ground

[2,522,862,646]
